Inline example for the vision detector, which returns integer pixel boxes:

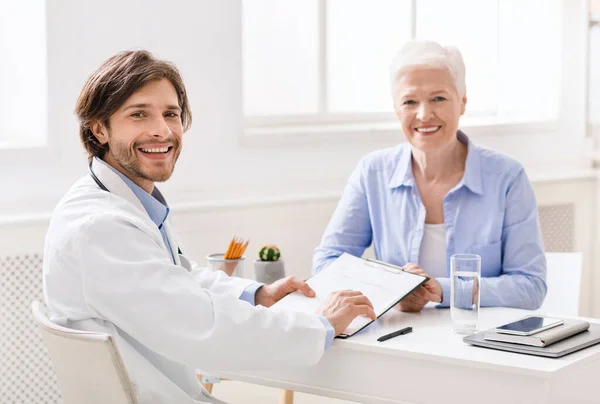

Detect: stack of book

[483,319,590,347]
[463,317,600,358]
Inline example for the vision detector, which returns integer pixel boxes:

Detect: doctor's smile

[137,144,174,156]
[132,139,180,163]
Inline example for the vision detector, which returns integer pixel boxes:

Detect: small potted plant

[254,244,285,284]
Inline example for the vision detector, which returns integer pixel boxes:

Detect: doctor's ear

[90,120,109,145]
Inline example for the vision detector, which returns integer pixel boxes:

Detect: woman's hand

[397,263,442,312]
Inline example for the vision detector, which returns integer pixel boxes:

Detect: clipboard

[270,253,428,338]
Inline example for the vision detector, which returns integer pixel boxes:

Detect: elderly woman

[313,40,547,312]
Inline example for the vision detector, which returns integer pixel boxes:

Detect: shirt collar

[388,130,484,195]
[388,144,414,189]
[95,158,170,228]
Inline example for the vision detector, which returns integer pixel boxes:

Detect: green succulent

[258,244,281,261]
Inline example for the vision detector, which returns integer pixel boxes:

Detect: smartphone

[495,316,564,336]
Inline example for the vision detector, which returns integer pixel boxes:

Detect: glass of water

[450,254,481,334]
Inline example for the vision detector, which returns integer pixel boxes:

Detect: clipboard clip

[365,258,405,274]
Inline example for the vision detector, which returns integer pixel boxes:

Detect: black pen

[377,326,413,342]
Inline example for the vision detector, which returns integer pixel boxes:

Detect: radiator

[0,254,62,404]
[538,204,575,252]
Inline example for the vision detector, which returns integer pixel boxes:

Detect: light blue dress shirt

[96,158,334,348]
[313,132,547,310]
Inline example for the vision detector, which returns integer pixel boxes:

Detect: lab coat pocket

[468,241,502,275]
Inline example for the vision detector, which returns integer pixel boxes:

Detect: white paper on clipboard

[269,253,428,337]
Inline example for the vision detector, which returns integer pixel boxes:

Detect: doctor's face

[94,78,184,192]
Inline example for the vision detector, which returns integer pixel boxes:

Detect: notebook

[483,318,590,347]
[269,253,428,338]
[464,323,600,358]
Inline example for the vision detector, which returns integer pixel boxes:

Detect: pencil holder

[206,253,245,277]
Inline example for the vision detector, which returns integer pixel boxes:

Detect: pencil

[239,240,250,259]
[224,236,250,260]
[224,238,235,260]
[233,238,244,259]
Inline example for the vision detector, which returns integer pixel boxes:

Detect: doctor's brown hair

[75,50,192,160]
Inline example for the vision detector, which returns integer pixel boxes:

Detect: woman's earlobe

[460,95,468,115]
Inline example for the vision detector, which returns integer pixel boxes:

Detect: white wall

[0,0,597,309]
[0,0,594,218]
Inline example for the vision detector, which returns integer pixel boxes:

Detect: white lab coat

[43,158,328,404]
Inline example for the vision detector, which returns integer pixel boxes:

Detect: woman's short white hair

[390,40,466,99]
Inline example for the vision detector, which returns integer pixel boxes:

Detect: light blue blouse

[313,132,547,309]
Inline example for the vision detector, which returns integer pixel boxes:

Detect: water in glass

[450,254,481,334]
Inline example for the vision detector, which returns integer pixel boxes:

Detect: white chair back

[30,301,138,404]
[539,252,583,316]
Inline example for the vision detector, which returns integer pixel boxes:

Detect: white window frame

[242,0,590,147]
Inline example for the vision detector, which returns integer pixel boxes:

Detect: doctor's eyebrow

[122,103,182,112]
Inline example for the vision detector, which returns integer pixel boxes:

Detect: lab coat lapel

[91,157,146,215]
[91,158,185,267]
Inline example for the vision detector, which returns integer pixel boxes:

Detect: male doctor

[43,50,376,404]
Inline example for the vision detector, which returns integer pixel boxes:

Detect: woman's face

[393,66,466,152]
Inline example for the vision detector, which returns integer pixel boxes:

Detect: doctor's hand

[398,263,442,313]
[316,290,377,336]
[255,276,316,308]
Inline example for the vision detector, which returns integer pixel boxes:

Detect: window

[242,0,565,135]
[0,0,47,148]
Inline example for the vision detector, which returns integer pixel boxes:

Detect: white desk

[210,307,600,404]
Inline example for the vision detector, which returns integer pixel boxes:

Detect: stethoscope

[88,161,110,192]
[88,160,184,257]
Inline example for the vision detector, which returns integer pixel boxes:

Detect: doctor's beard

[105,135,182,183]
